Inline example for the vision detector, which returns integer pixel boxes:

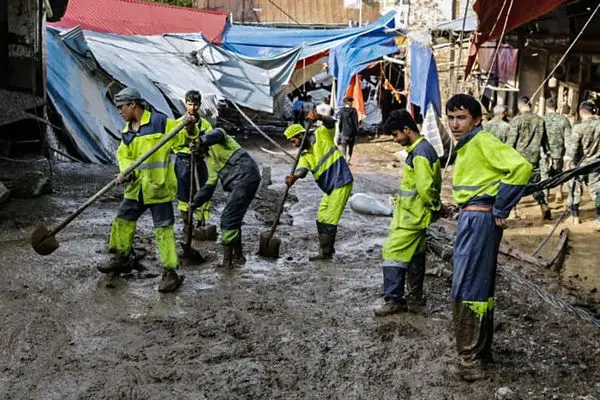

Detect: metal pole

[359,0,363,26]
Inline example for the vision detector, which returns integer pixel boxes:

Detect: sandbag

[349,193,393,217]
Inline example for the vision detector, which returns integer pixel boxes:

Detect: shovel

[180,152,205,263]
[258,122,310,259]
[192,158,218,242]
[31,118,191,256]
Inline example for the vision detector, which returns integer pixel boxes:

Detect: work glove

[285,175,299,187]
[306,111,321,122]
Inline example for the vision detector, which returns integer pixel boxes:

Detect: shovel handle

[47,118,190,238]
[266,121,313,240]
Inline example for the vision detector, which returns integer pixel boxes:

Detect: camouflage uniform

[564,117,600,220]
[542,112,570,178]
[484,117,510,143]
[507,111,551,205]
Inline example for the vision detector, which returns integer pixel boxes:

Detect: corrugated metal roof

[48,0,228,42]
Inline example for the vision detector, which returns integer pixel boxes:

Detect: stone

[495,387,519,400]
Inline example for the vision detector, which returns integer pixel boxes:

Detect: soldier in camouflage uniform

[542,98,571,202]
[484,105,510,143]
[564,101,600,230]
[507,96,552,220]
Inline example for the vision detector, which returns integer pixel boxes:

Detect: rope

[478,0,514,102]
[529,0,600,104]
[452,0,471,95]
[499,265,600,327]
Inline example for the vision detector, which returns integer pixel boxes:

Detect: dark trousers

[383,251,426,303]
[452,210,502,363]
[340,140,355,161]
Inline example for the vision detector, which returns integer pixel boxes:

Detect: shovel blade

[31,222,59,256]
[194,224,218,242]
[258,231,281,259]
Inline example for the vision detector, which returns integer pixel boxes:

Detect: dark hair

[518,96,530,105]
[185,90,202,104]
[546,97,556,109]
[344,96,354,104]
[562,104,571,115]
[445,94,482,119]
[579,101,596,114]
[383,109,419,134]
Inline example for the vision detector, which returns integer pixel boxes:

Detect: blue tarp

[329,27,400,106]
[222,12,397,59]
[409,42,441,117]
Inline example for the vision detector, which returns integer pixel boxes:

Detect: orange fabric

[344,75,366,121]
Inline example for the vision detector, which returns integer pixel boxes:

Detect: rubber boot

[97,254,133,274]
[219,244,234,268]
[406,252,426,313]
[158,268,184,292]
[232,234,246,265]
[541,204,552,220]
[309,222,335,261]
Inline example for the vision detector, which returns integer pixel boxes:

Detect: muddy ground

[0,136,599,400]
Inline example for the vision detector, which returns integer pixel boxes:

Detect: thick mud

[0,138,599,399]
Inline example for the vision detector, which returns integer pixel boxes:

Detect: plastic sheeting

[409,42,442,117]
[46,27,277,163]
[222,12,397,59]
[329,27,401,107]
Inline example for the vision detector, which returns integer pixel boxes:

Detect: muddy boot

[447,359,487,382]
[309,233,334,261]
[219,244,234,268]
[232,235,246,265]
[541,204,552,220]
[97,254,133,275]
[406,252,426,313]
[158,268,184,293]
[374,300,408,317]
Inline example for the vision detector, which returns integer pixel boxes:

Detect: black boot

[232,233,246,265]
[406,252,426,312]
[158,268,184,292]
[309,222,335,261]
[180,210,191,233]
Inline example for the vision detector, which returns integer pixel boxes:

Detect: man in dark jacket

[337,96,359,164]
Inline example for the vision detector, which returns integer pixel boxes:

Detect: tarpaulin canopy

[466,0,569,74]
[222,11,398,60]
[329,30,404,106]
[409,42,441,117]
[48,0,228,42]
[46,27,276,163]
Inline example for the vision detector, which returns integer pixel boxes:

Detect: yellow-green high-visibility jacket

[453,126,533,218]
[173,116,213,155]
[392,137,441,230]
[296,120,353,194]
[117,110,188,204]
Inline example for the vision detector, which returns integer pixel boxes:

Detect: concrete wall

[5,0,43,95]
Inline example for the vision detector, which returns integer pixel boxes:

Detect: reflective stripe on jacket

[118,110,187,204]
[296,125,353,194]
[173,116,213,155]
[453,127,532,218]
[390,137,441,230]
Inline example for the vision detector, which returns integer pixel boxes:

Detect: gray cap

[493,104,507,114]
[114,87,142,106]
